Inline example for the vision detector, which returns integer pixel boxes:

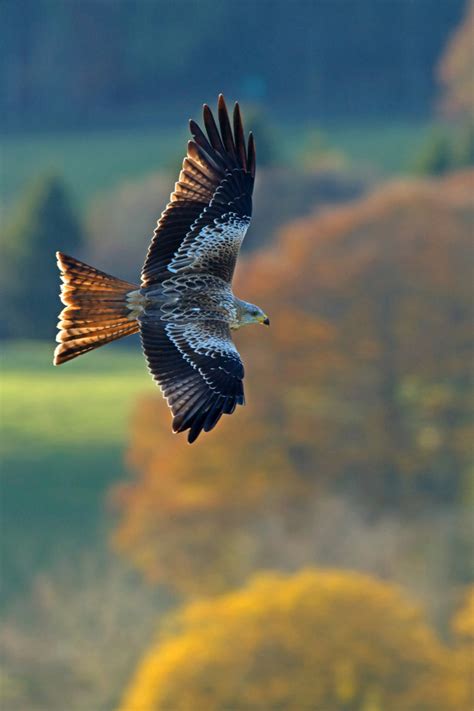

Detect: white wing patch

[160,273,237,323]
[168,211,250,278]
[165,321,240,361]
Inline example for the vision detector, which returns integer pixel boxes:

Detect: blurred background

[1,1,473,709]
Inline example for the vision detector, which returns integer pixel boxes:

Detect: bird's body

[54,96,268,443]
[131,278,266,331]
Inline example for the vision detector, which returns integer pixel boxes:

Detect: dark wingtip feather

[247,132,256,178]
[217,95,236,158]
[189,118,219,161]
[203,397,225,433]
[187,406,210,443]
[233,102,247,170]
[188,95,255,178]
[203,104,226,155]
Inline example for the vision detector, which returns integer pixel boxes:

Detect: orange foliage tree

[453,584,474,646]
[438,0,474,118]
[117,569,471,711]
[451,584,474,705]
[112,171,474,594]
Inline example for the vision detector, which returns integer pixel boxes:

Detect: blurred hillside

[1,3,474,709]
[1,170,473,710]
[1,0,465,130]
[113,170,473,596]
[85,167,369,282]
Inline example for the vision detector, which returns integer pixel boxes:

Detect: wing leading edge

[139,96,255,442]
[141,95,255,286]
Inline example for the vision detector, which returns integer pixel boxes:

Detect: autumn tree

[113,171,473,595]
[117,569,471,711]
[451,584,474,706]
[438,0,474,118]
[453,585,474,647]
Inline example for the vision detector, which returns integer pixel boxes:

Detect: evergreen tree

[1,174,84,339]
[414,129,453,175]
[454,122,474,167]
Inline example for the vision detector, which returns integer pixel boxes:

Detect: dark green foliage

[414,123,474,176]
[414,130,453,175]
[244,106,279,167]
[1,0,465,130]
[1,175,84,339]
[453,122,474,167]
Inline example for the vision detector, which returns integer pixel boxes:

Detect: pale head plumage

[233,298,270,329]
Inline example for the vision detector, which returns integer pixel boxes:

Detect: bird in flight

[54,95,269,443]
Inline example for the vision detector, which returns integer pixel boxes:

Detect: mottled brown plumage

[54,96,268,442]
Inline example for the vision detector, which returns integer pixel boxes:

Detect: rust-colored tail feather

[54,252,140,365]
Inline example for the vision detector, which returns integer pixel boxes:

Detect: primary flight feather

[54,95,269,443]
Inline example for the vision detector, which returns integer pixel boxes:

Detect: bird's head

[236,300,270,328]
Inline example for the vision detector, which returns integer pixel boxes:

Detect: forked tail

[54,252,141,365]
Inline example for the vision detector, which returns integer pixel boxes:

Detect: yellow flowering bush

[451,584,474,705]
[453,585,474,644]
[118,569,470,711]
[114,173,474,596]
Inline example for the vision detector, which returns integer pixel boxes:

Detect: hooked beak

[263,317,270,326]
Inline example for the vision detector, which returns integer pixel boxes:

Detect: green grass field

[322,120,434,174]
[1,341,152,604]
[2,119,434,211]
[0,117,437,604]
[1,127,186,209]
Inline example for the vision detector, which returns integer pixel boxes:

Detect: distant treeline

[1,0,465,130]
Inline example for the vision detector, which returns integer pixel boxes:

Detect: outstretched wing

[141,95,256,286]
[140,318,244,443]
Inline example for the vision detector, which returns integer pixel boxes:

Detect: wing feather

[247,132,256,178]
[140,319,244,443]
[202,103,224,154]
[233,103,247,171]
[141,95,255,287]
[139,96,254,441]
[218,94,237,159]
